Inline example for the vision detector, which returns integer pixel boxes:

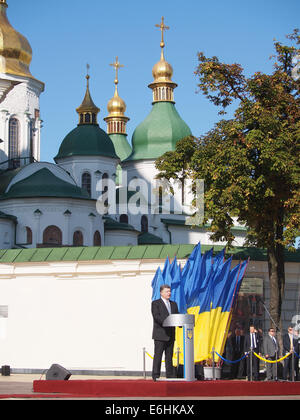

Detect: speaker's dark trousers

[152,339,175,379]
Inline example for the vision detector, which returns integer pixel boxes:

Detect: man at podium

[151,284,179,381]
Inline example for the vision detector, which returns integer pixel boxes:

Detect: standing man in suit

[244,324,262,380]
[151,284,179,381]
[231,327,245,379]
[263,328,279,381]
[283,326,300,381]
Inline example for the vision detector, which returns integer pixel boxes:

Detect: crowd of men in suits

[224,324,300,381]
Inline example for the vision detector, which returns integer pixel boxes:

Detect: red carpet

[33,379,300,398]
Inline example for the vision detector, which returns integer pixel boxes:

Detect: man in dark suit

[283,326,300,381]
[151,284,179,381]
[231,327,245,379]
[244,324,262,381]
[263,328,279,380]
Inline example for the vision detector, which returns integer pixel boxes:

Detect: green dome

[109,133,132,162]
[55,124,118,161]
[126,102,192,161]
[1,168,91,200]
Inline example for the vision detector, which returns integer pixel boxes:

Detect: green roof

[0,168,91,200]
[0,244,299,263]
[160,218,247,232]
[138,232,165,245]
[109,133,132,162]
[55,124,118,161]
[104,217,139,232]
[0,167,23,196]
[126,102,192,161]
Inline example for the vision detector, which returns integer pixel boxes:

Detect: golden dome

[0,0,34,79]
[152,50,174,83]
[104,57,129,135]
[148,17,177,103]
[107,85,126,117]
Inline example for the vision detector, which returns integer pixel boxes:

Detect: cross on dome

[155,16,169,49]
[110,57,124,86]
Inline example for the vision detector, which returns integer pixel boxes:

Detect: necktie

[251,333,256,349]
[166,300,171,314]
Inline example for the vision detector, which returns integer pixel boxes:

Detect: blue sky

[9,0,299,164]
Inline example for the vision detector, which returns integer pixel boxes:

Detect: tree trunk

[267,241,285,349]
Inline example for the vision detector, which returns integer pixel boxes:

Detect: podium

[163,314,195,381]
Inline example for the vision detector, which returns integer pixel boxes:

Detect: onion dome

[104,57,130,134]
[126,17,191,161]
[148,17,177,103]
[55,70,118,161]
[107,89,127,117]
[104,57,132,162]
[0,0,34,79]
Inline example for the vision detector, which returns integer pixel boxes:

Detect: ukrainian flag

[151,243,248,365]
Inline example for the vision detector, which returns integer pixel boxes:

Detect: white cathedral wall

[56,156,119,201]
[168,225,247,247]
[104,230,139,246]
[0,75,44,166]
[0,258,298,373]
[0,197,103,247]
[0,219,14,249]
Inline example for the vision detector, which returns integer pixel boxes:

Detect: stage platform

[33,379,300,398]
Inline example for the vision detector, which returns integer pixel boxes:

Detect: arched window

[9,118,20,168]
[43,226,62,247]
[85,113,91,123]
[93,231,101,246]
[82,172,91,196]
[73,230,83,247]
[26,227,32,245]
[141,215,148,233]
[120,214,128,224]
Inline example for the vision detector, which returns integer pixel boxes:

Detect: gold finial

[110,56,124,86]
[155,16,169,50]
[105,56,129,133]
[86,63,90,86]
[149,17,177,103]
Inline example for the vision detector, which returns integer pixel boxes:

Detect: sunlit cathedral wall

[0,1,44,169]
[0,78,44,168]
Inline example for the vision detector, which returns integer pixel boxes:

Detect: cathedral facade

[0,1,247,250]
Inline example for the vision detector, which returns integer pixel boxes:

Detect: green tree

[156,30,300,331]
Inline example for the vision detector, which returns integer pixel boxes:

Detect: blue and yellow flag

[151,243,248,364]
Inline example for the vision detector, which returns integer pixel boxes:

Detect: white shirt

[251,333,256,348]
